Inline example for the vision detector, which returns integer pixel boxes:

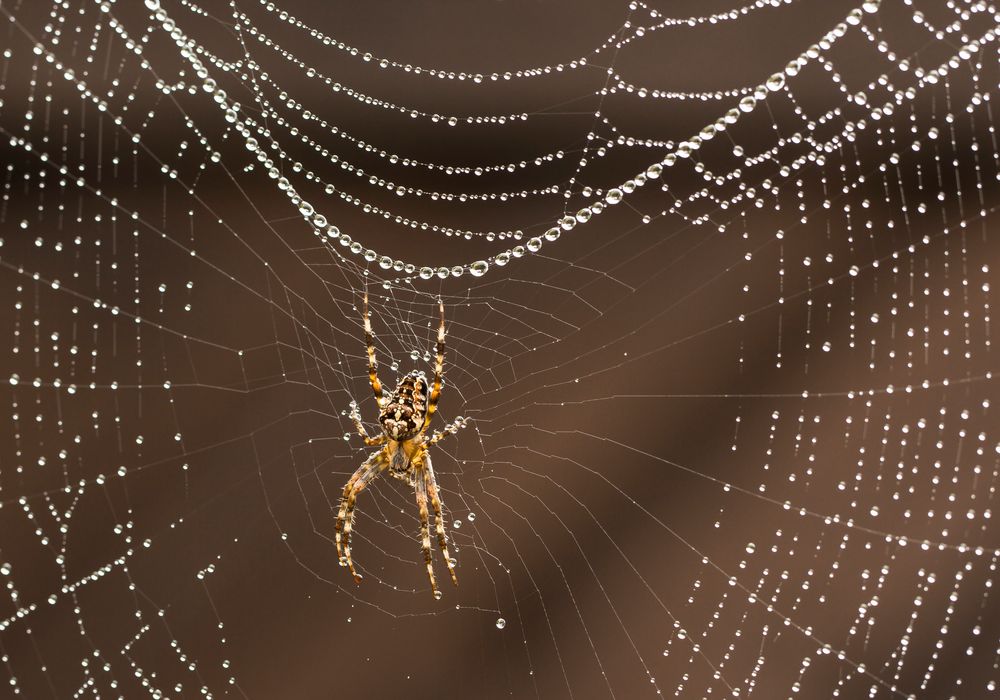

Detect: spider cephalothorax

[335,294,465,598]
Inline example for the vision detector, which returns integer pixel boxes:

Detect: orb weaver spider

[335,294,464,598]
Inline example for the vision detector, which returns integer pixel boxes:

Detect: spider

[335,293,465,598]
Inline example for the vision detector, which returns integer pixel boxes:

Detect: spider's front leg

[363,292,384,403]
[349,401,386,447]
[336,449,389,583]
[419,300,446,438]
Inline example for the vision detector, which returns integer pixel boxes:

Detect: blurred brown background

[0,0,999,698]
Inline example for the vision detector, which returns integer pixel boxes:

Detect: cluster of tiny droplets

[174,0,984,287]
[1,0,1000,696]
[60,0,790,279]
[244,0,798,85]
[153,1,916,282]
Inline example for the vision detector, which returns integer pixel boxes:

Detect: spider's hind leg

[421,453,458,588]
[336,449,389,584]
[413,456,439,597]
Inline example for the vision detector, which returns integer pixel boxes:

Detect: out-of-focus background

[0,0,998,697]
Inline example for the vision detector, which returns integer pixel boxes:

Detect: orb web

[0,0,998,697]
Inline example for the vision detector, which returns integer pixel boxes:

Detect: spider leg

[363,292,384,405]
[413,452,439,597]
[349,400,386,447]
[336,449,389,584]
[423,453,458,587]
[426,416,467,447]
[420,300,446,436]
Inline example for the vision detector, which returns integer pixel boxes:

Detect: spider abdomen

[379,371,427,440]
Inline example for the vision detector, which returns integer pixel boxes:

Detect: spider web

[0,0,998,697]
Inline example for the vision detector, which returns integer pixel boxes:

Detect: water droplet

[496,617,506,629]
